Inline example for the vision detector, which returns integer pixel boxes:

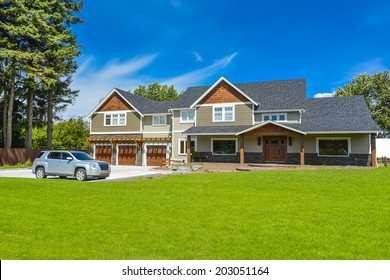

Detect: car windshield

[71,152,94,160]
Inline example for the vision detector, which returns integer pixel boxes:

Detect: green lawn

[0,168,389,260]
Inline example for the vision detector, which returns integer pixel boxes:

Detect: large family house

[87,77,381,167]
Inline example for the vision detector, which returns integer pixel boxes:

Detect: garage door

[95,145,112,164]
[118,145,137,165]
[147,145,166,166]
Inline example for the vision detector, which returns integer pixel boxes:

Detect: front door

[263,137,287,162]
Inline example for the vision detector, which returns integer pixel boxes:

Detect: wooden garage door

[95,145,112,163]
[147,145,166,166]
[118,145,136,165]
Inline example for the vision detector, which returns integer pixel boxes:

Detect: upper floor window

[153,115,166,126]
[105,113,126,126]
[262,113,287,122]
[213,106,234,122]
[180,110,195,123]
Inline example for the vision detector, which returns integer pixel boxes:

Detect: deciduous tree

[335,71,390,134]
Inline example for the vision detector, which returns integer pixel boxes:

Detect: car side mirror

[66,156,73,161]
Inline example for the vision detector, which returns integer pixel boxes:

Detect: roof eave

[236,121,306,135]
[86,88,144,118]
[189,76,258,108]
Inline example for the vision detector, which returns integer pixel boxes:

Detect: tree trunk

[25,90,34,149]
[5,64,15,148]
[46,90,53,149]
[2,85,8,147]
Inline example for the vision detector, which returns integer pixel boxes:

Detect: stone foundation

[193,152,372,166]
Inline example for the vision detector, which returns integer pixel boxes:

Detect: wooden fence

[0,148,42,166]
[378,156,389,167]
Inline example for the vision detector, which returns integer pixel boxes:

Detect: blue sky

[67,0,390,117]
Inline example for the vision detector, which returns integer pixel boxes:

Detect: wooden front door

[263,137,287,162]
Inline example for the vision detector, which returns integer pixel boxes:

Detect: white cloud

[65,53,159,118]
[193,52,203,62]
[163,52,237,89]
[64,52,237,118]
[338,58,388,84]
[314,92,335,98]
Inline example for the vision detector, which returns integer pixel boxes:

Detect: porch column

[371,134,377,168]
[300,134,305,166]
[239,134,245,164]
[186,135,192,164]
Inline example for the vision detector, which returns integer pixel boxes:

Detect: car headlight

[91,162,99,169]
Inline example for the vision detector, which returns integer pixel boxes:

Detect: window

[213,106,234,122]
[178,139,196,155]
[317,138,350,157]
[48,152,61,159]
[180,110,195,123]
[262,113,287,122]
[212,139,237,155]
[153,115,166,126]
[105,113,126,126]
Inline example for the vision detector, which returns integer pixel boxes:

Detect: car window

[61,152,72,160]
[70,152,94,160]
[48,152,61,159]
[36,152,45,158]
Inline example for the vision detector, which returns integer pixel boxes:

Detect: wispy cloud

[170,0,182,8]
[193,52,203,62]
[66,52,237,118]
[336,58,388,85]
[164,52,237,89]
[67,53,159,118]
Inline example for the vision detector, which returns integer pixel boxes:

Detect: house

[87,77,381,167]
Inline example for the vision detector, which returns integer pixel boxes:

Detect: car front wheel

[35,167,47,179]
[75,168,87,181]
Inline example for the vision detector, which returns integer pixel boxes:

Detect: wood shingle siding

[198,80,249,104]
[98,93,133,111]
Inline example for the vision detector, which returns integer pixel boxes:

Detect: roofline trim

[189,76,259,108]
[235,121,307,135]
[87,88,144,118]
[305,130,382,134]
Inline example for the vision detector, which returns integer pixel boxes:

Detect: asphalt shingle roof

[112,78,381,134]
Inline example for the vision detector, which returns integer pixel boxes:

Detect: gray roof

[113,79,380,134]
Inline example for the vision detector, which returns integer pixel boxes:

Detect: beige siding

[287,135,301,153]
[244,135,261,152]
[90,112,140,133]
[287,112,300,122]
[196,104,253,126]
[173,110,195,131]
[143,115,172,133]
[143,132,171,138]
[303,134,370,154]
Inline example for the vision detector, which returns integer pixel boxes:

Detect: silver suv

[32,150,111,181]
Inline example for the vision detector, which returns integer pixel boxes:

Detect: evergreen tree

[133,82,183,101]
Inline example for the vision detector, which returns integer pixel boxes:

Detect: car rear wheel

[75,168,87,181]
[35,167,47,179]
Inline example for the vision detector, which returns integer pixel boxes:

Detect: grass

[0,168,389,260]
[0,159,33,169]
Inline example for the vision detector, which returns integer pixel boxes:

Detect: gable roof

[236,121,306,135]
[87,88,144,118]
[189,76,258,108]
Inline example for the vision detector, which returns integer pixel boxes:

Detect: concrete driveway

[0,165,170,181]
